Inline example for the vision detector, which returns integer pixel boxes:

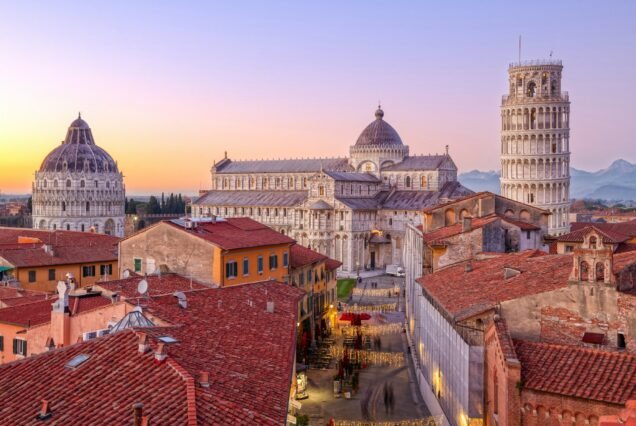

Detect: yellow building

[119,217,294,286]
[0,227,119,291]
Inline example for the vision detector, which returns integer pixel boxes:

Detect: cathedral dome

[355,107,403,147]
[39,114,119,173]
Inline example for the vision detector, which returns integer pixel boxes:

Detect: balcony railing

[502,91,569,104]
[509,59,562,68]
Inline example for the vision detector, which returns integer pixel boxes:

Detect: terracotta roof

[95,274,210,299]
[163,218,295,250]
[68,293,112,315]
[0,330,190,425]
[0,287,48,305]
[1,293,50,307]
[493,318,517,361]
[0,228,118,268]
[422,214,540,244]
[417,251,572,318]
[421,191,548,214]
[514,339,636,405]
[0,298,56,327]
[613,251,636,275]
[557,225,631,244]
[290,244,327,268]
[325,258,343,271]
[0,280,304,425]
[571,221,636,238]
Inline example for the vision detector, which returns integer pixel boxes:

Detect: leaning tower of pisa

[500,59,571,235]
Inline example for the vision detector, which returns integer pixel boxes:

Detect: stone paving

[300,275,429,425]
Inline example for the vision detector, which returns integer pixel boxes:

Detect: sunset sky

[1,1,635,194]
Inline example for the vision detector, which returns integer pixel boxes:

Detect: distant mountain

[459,159,636,202]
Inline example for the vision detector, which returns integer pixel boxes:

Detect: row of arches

[501,134,569,155]
[37,218,120,236]
[501,158,569,180]
[37,178,121,190]
[520,403,599,426]
[32,200,124,217]
[216,174,312,191]
[501,183,569,206]
[501,106,569,131]
[509,71,560,98]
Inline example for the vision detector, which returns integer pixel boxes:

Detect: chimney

[51,281,71,347]
[132,403,144,426]
[37,399,52,420]
[154,342,168,363]
[43,244,55,257]
[462,216,473,233]
[137,332,150,354]
[266,301,275,313]
[199,371,210,388]
[465,261,473,273]
[141,416,150,426]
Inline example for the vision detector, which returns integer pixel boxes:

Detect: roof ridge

[166,358,198,426]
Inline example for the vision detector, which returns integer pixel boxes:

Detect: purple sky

[1,1,635,193]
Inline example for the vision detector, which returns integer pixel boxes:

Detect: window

[565,245,573,253]
[99,264,113,276]
[48,269,56,281]
[225,261,238,279]
[257,256,264,274]
[269,254,278,270]
[243,258,249,276]
[618,333,626,350]
[28,270,36,283]
[283,252,289,268]
[13,339,27,356]
[0,336,3,351]
[405,176,411,188]
[80,180,85,188]
[66,224,70,231]
[66,179,71,188]
[134,258,142,272]
[319,186,325,196]
[62,201,66,212]
[299,272,305,285]
[86,202,90,212]
[526,231,531,240]
[82,265,96,277]
[307,269,312,284]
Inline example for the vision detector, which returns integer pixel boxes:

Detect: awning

[0,266,13,273]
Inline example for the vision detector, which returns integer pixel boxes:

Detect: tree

[147,196,161,214]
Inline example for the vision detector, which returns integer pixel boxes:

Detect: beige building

[500,59,571,235]
[193,107,472,273]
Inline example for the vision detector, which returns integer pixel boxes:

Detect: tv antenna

[174,291,187,309]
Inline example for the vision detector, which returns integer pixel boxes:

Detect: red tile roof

[136,281,304,425]
[0,228,118,268]
[95,274,210,299]
[417,251,572,318]
[493,319,517,361]
[0,293,49,307]
[0,287,49,306]
[0,292,111,327]
[0,280,304,425]
[0,298,56,327]
[557,225,631,244]
[290,244,327,268]
[514,339,636,405]
[162,218,295,250]
[612,251,636,275]
[325,258,343,271]
[422,214,540,244]
[0,330,190,425]
[571,221,636,238]
[421,191,548,214]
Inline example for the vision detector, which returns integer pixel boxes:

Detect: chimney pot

[37,399,52,420]
[132,403,144,426]
[154,342,168,363]
[465,262,473,273]
[199,371,210,388]
[137,332,150,354]
[266,301,275,313]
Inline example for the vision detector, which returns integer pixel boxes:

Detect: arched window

[421,176,427,188]
[319,186,325,196]
[527,81,536,97]
[580,261,590,281]
[106,181,110,188]
[66,179,71,188]
[80,180,85,188]
[405,176,411,188]
[444,209,456,226]
[589,236,598,249]
[43,180,48,188]
[62,202,66,212]
[596,263,605,282]
[86,202,90,212]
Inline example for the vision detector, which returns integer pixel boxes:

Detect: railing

[502,91,569,103]
[509,59,562,68]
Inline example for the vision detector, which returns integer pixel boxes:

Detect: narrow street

[301,275,430,425]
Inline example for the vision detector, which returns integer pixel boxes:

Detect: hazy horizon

[1,1,635,193]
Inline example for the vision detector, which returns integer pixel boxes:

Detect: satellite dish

[123,270,130,279]
[137,279,148,296]
[174,291,187,309]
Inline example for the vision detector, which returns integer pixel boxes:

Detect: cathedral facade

[32,115,126,237]
[192,108,472,273]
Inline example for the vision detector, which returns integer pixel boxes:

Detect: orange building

[0,227,119,291]
[118,217,295,287]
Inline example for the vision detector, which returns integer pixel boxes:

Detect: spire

[374,105,384,120]
[78,112,82,119]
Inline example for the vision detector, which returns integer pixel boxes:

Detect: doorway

[370,251,376,269]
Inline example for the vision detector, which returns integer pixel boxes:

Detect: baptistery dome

[32,114,126,237]
[39,115,119,174]
[354,107,404,147]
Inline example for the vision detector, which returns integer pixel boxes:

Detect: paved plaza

[300,275,430,425]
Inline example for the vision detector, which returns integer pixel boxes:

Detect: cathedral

[192,107,472,272]
[32,115,126,237]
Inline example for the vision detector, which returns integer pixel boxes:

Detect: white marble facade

[193,107,471,273]
[32,115,125,237]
